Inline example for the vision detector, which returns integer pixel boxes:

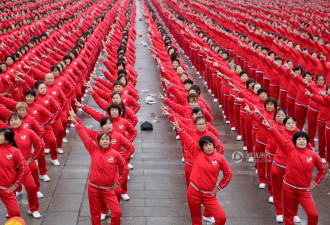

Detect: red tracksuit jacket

[75,123,129,187]
[177,128,232,192]
[0,143,29,188]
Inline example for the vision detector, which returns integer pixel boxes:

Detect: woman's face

[37,84,47,95]
[6,57,14,65]
[102,120,113,133]
[192,111,203,120]
[17,108,28,118]
[265,102,275,112]
[25,94,35,104]
[52,69,60,77]
[112,94,121,104]
[316,76,325,86]
[45,74,54,85]
[119,77,126,85]
[253,84,261,93]
[188,99,198,109]
[203,142,214,155]
[117,65,124,70]
[275,111,286,124]
[284,119,296,131]
[172,61,179,69]
[305,74,313,82]
[176,66,184,75]
[98,134,110,148]
[295,137,307,149]
[235,66,242,74]
[195,118,206,132]
[10,117,22,128]
[113,85,123,93]
[110,108,119,118]
[180,74,188,82]
[240,74,248,82]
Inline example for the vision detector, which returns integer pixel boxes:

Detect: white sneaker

[259,183,266,189]
[321,158,326,163]
[223,115,226,119]
[28,210,41,219]
[39,175,50,182]
[121,194,130,201]
[128,163,134,169]
[236,135,242,141]
[16,190,24,197]
[62,137,68,143]
[50,159,60,166]
[213,99,218,103]
[248,157,254,163]
[219,105,222,108]
[226,121,230,124]
[176,135,180,140]
[204,82,207,85]
[293,216,301,223]
[69,124,75,128]
[127,175,130,180]
[256,169,258,174]
[37,191,44,198]
[314,138,318,142]
[208,89,211,93]
[202,216,215,223]
[243,146,247,151]
[276,215,283,223]
[66,129,69,134]
[6,214,9,218]
[84,93,88,97]
[231,127,236,131]
[198,76,202,79]
[81,97,85,102]
[57,148,64,154]
[101,213,107,221]
[130,154,134,158]
[269,196,274,203]
[44,148,50,154]
[181,157,185,163]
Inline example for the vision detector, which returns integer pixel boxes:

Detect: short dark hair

[273,108,287,120]
[100,117,112,127]
[194,116,206,124]
[283,116,296,126]
[264,97,278,109]
[239,71,248,77]
[246,78,256,89]
[25,89,37,98]
[0,128,17,148]
[292,131,309,147]
[302,71,312,78]
[107,103,122,116]
[184,79,193,85]
[191,107,203,115]
[257,88,267,95]
[199,136,215,151]
[35,80,45,89]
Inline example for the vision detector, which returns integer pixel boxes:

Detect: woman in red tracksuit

[173,120,232,225]
[8,113,42,218]
[34,81,62,165]
[68,115,129,225]
[262,120,327,225]
[0,128,28,218]
[24,89,59,166]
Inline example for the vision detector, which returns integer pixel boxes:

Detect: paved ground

[0,0,329,224]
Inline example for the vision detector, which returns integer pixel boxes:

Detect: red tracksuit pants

[17,161,40,192]
[283,183,318,225]
[270,84,279,101]
[37,150,47,176]
[271,165,299,217]
[52,119,65,149]
[245,118,254,157]
[101,186,122,215]
[88,184,121,225]
[262,78,270,93]
[228,96,235,128]
[326,125,330,164]
[43,125,58,160]
[279,90,287,110]
[234,104,241,136]
[294,104,308,130]
[307,108,318,147]
[240,112,247,147]
[255,139,267,183]
[286,97,296,118]
[317,120,326,159]
[16,170,39,212]
[265,152,274,197]
[187,185,226,225]
[0,189,20,217]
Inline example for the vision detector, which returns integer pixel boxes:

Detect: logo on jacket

[52,91,57,95]
[108,156,114,162]
[111,139,117,144]
[58,82,62,86]
[33,110,37,114]
[307,157,312,163]
[119,125,124,129]
[123,100,126,103]
[44,100,49,104]
[6,153,13,159]
[212,160,218,165]
[23,123,29,128]
[21,135,27,140]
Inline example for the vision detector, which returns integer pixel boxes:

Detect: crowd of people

[0,0,329,224]
[0,0,140,224]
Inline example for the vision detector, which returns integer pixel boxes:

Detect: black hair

[283,116,296,126]
[292,131,309,147]
[25,89,36,98]
[51,65,60,72]
[264,97,278,109]
[293,66,303,72]
[257,88,267,95]
[100,117,112,127]
[63,55,73,62]
[116,61,126,69]
[302,71,312,78]
[198,136,215,151]
[0,128,17,148]
[111,92,126,117]
[184,79,193,85]
[117,69,127,76]
[239,71,248,77]
[191,107,203,115]
[107,103,122,116]
[246,78,256,89]
[315,74,324,81]
[34,80,45,89]
[273,108,287,120]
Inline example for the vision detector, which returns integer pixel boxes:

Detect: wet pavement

[0,0,329,224]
